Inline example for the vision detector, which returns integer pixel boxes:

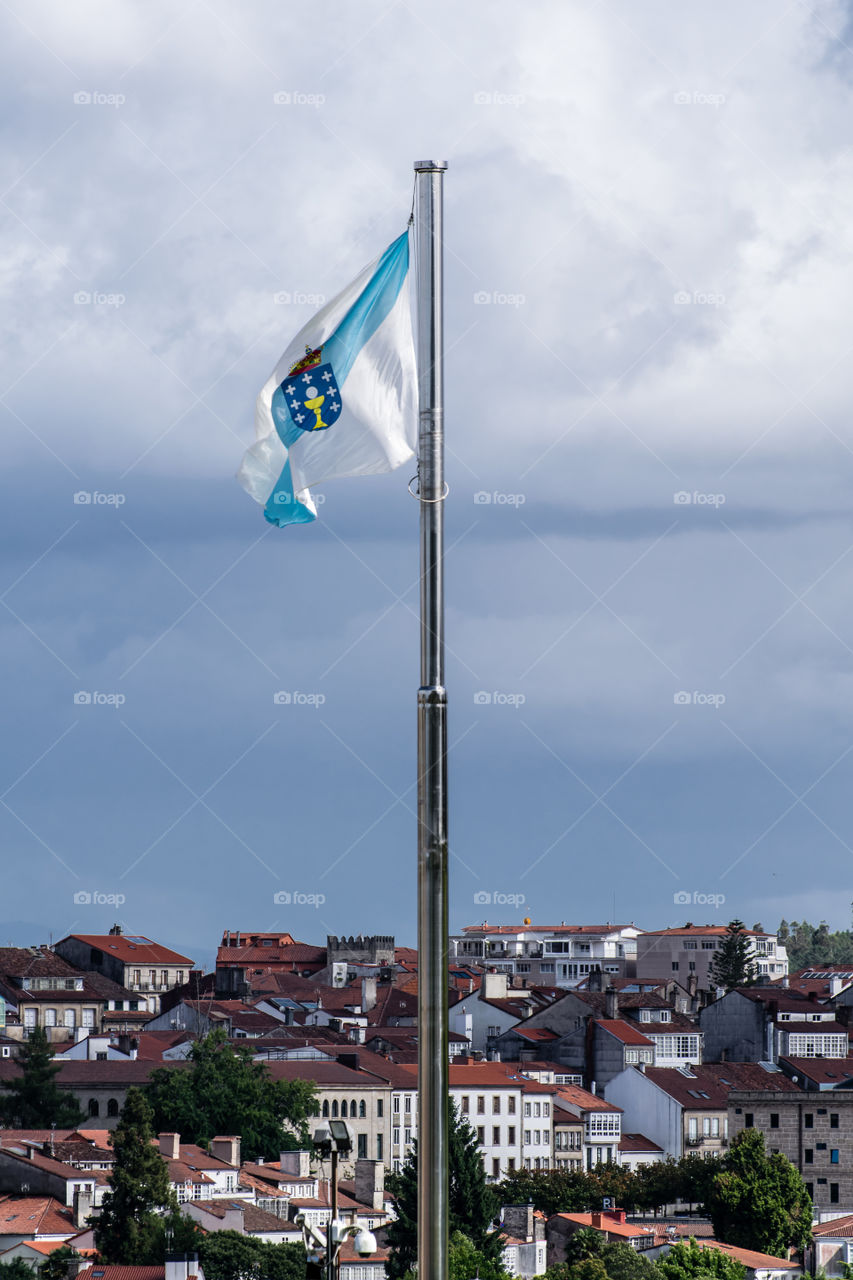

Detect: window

[357,1134,367,1159]
[341,1101,348,1117]
[688,962,696,971]
[543,1102,550,1118]
[393,1096,400,1114]
[832,1150,840,1164]
[377,1099,383,1117]
[461,1096,469,1114]
[477,1127,485,1145]
[44,1009,56,1027]
[160,970,168,987]
[351,1099,357,1116]
[805,1149,814,1164]
[831,1113,839,1129]
[805,1114,814,1129]
[493,1096,501,1114]
[688,1118,698,1139]
[148,970,156,987]
[524,1102,531,1117]
[508,1126,516,1144]
[332,1101,339,1118]
[176,971,184,986]
[88,1099,100,1117]
[133,970,141,985]
[487,1025,500,1038]
[322,1101,329,1117]
[508,1096,516,1114]
[744,1114,753,1128]
[770,1113,779,1129]
[493,1126,500,1146]
[684,941,697,949]
[672,962,679,971]
[524,1130,531,1145]
[64,1009,75,1029]
[540,963,555,973]
[404,1095,412,1114]
[477,1096,485,1114]
[376,1135,383,1160]
[832,1183,840,1204]
[404,1128,412,1145]
[805,1183,814,1199]
[701,941,716,949]
[517,964,530,973]
[534,1103,541,1117]
[393,1127,400,1146]
[107,1098,119,1117]
[359,1100,366,1118]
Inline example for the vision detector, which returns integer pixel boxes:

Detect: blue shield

[280,362,342,434]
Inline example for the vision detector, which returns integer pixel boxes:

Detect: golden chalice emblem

[302,383,327,431]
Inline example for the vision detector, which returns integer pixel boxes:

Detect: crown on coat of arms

[288,345,323,378]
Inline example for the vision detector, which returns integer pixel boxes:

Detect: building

[729,1088,853,1215]
[606,1061,801,1159]
[547,1209,665,1266]
[54,928,194,1015]
[618,1133,664,1170]
[451,924,641,987]
[500,1204,548,1277]
[636,926,788,991]
[810,1215,853,1276]
[700,987,849,1063]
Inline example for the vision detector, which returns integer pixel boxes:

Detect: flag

[238,230,417,526]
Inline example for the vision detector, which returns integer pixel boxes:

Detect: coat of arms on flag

[280,347,342,434]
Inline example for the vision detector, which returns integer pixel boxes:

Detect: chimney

[109,923,123,936]
[159,1132,181,1160]
[73,1186,92,1229]
[336,1052,360,1071]
[280,1149,311,1178]
[604,986,618,1019]
[587,970,603,993]
[361,977,377,1013]
[591,1211,602,1229]
[354,1158,385,1212]
[210,1135,241,1167]
[483,972,508,1001]
[501,1204,534,1242]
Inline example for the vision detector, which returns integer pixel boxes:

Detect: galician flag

[239,230,417,526]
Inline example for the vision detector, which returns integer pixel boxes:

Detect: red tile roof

[596,1019,654,1046]
[640,1063,800,1108]
[58,935,193,966]
[619,1132,663,1153]
[77,1269,166,1280]
[696,1240,798,1270]
[813,1215,853,1238]
[0,1195,74,1235]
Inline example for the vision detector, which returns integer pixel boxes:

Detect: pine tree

[385,1101,505,1280]
[95,1087,181,1263]
[0,1027,83,1128]
[710,920,758,992]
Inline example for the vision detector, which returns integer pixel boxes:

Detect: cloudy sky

[3,0,853,968]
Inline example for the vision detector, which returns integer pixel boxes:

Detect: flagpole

[414,159,448,1280]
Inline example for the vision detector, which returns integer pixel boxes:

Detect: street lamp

[309,1121,361,1280]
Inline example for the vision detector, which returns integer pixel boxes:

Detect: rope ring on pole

[408,475,449,502]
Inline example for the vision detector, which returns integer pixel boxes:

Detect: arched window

[359,1100,366,1118]
[322,1100,330,1117]
[88,1099,99,1117]
[351,1099,358,1116]
[107,1098,119,1117]
[332,1100,339,1118]
[340,1100,348,1118]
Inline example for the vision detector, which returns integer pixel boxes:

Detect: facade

[451,924,640,987]
[54,928,194,1015]
[729,1088,853,1215]
[606,1062,800,1160]
[636,926,788,990]
[700,988,848,1064]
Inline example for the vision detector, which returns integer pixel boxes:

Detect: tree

[0,1027,83,1128]
[0,1261,38,1280]
[656,1238,746,1280]
[95,1087,180,1262]
[386,1101,505,1280]
[197,1232,305,1280]
[706,1129,812,1256]
[448,1231,507,1280]
[146,1028,317,1160]
[564,1228,606,1263]
[710,921,758,993]
[600,1242,658,1280]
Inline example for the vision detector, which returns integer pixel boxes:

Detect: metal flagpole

[413,159,448,1280]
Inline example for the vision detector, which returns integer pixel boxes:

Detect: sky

[3,0,853,969]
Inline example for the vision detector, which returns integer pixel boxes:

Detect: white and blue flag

[239,231,417,526]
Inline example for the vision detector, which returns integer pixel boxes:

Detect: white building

[451,924,641,988]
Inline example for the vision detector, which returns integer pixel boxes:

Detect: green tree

[448,1231,507,1280]
[0,1027,83,1128]
[39,1245,78,1280]
[710,921,758,992]
[0,1261,38,1280]
[497,1168,608,1216]
[600,1241,658,1280]
[386,1101,505,1280]
[706,1129,812,1256]
[95,1087,180,1263]
[656,1238,746,1280]
[196,1232,305,1280]
[564,1228,606,1263]
[146,1028,316,1160]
